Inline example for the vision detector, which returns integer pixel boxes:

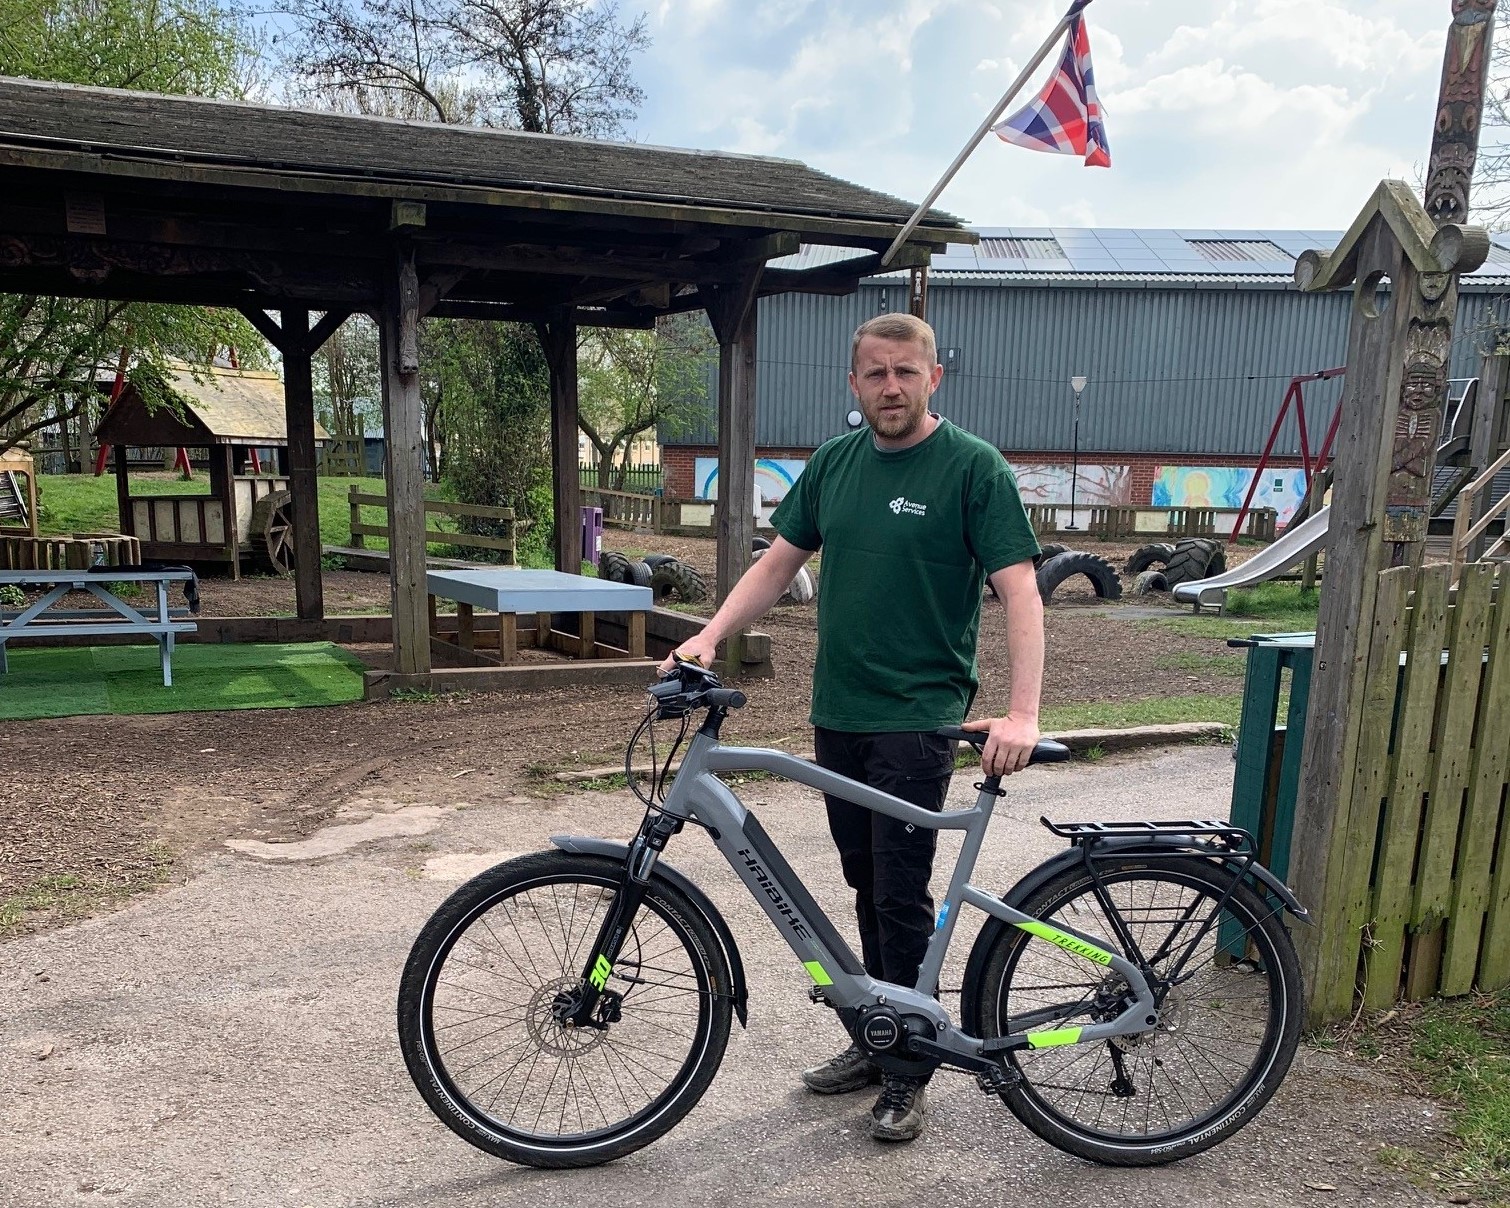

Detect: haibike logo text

[888,496,927,517]
[736,848,811,940]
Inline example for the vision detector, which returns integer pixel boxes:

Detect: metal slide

[1172,505,1331,612]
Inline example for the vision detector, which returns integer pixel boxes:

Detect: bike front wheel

[398,850,733,1168]
[966,854,1303,1165]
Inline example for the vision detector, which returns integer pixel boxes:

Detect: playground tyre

[751,547,815,604]
[1132,569,1169,595]
[1161,539,1224,587]
[642,553,678,570]
[598,551,632,582]
[1125,543,1176,576]
[1035,551,1122,603]
[649,559,708,605]
[1032,542,1069,569]
[628,560,654,588]
[965,855,1303,1166]
[398,851,733,1169]
[751,536,771,552]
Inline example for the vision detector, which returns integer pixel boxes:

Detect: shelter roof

[95,365,331,446]
[0,77,969,321]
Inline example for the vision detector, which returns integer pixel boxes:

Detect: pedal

[974,1063,1020,1096]
[808,985,830,1006]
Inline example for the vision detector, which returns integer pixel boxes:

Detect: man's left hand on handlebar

[961,712,1041,777]
[658,637,718,677]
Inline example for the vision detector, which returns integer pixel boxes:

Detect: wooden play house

[94,366,327,577]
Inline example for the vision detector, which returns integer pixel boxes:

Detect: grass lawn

[1335,993,1510,1204]
[1143,581,1321,641]
[0,642,367,720]
[1040,694,1241,731]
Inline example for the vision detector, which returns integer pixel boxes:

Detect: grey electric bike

[399,659,1308,1169]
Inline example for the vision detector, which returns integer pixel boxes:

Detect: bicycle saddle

[934,727,1071,765]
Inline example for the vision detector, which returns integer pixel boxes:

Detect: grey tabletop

[425,568,653,613]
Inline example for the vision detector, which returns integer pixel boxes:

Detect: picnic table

[0,567,199,687]
[426,568,653,663]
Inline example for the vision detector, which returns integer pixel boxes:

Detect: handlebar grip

[706,688,746,710]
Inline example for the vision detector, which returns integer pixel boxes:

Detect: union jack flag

[993,0,1111,168]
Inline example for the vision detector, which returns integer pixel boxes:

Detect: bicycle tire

[965,854,1302,1166]
[398,851,733,1168]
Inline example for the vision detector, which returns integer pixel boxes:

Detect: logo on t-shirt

[888,496,928,517]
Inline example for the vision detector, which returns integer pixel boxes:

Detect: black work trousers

[814,727,955,990]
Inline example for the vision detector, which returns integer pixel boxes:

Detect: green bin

[1228,632,1316,886]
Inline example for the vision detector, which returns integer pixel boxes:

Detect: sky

[627,0,1478,232]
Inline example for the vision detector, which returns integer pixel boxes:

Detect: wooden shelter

[94,365,330,576]
[0,76,971,680]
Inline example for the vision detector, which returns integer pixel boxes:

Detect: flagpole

[879,6,1080,267]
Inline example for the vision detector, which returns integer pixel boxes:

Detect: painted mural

[695,457,807,503]
[1153,466,1310,524]
[1008,463,1133,507]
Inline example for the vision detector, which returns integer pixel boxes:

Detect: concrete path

[2,747,1442,1207]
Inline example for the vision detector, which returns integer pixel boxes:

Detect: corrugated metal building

[662,227,1510,510]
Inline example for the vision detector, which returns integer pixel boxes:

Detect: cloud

[633,0,1457,229]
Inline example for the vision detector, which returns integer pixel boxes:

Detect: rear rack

[1041,817,1254,851]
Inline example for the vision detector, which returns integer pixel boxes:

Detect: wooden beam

[706,265,762,675]
[112,445,132,537]
[237,306,285,349]
[379,245,431,675]
[305,308,354,355]
[280,307,325,622]
[537,311,582,575]
[1471,351,1509,560]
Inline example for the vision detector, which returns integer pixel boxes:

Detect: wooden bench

[0,568,199,686]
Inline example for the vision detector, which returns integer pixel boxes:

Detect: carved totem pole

[1287,1,1495,1024]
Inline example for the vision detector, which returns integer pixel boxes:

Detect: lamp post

[1065,375,1087,531]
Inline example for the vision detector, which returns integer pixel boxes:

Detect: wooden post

[280,307,325,622]
[1288,184,1492,1023]
[706,266,763,677]
[537,311,581,575]
[220,443,240,581]
[380,247,431,675]
[112,445,132,539]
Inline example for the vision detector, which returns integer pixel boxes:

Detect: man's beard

[866,398,927,440]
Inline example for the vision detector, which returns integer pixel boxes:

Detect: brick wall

[665,444,1311,505]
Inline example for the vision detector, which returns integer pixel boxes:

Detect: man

[664,313,1045,1143]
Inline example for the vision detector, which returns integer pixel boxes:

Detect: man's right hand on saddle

[658,635,719,676]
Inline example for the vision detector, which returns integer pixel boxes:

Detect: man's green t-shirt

[770,418,1039,733]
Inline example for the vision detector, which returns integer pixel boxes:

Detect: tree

[274,0,647,135]
[312,314,382,437]
[276,0,650,559]
[0,0,268,461]
[578,316,714,490]
[426,320,553,562]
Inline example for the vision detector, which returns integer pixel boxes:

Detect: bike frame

[583,724,1162,1067]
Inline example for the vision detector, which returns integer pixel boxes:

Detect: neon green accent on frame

[1027,1027,1083,1049]
[1015,919,1114,966]
[803,961,833,986]
[589,955,612,989]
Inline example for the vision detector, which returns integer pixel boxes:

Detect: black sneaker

[869,1074,927,1142]
[799,1043,883,1094]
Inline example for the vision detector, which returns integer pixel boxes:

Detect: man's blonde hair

[850,313,938,372]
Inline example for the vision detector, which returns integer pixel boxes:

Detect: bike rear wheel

[966,854,1302,1165]
[398,851,733,1168]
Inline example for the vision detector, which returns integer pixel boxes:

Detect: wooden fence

[347,488,515,563]
[1027,505,1277,542]
[579,463,662,493]
[582,486,664,532]
[1306,562,1510,1016]
[1451,444,1510,570]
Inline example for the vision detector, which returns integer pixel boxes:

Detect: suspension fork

[563,811,682,1027]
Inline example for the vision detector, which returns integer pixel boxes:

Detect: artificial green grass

[0,642,367,720]
[1039,693,1243,730]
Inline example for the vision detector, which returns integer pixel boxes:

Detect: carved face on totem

[1389,356,1446,493]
